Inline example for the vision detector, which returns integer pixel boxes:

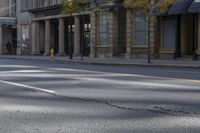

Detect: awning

[0,17,16,25]
[188,0,200,13]
[168,0,193,15]
[152,0,193,16]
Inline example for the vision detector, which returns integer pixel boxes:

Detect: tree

[63,0,89,14]
[63,0,89,59]
[123,0,177,63]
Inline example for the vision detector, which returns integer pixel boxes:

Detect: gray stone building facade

[20,0,91,57]
[1,0,200,60]
[17,0,155,59]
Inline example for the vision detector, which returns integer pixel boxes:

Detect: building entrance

[81,15,90,57]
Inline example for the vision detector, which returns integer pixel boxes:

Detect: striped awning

[188,0,200,13]
[168,0,193,15]
[0,17,16,25]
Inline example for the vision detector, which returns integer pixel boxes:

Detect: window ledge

[132,45,148,48]
[159,50,175,54]
[96,45,112,48]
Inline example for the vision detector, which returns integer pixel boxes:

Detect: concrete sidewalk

[0,55,200,69]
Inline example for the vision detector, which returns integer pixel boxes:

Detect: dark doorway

[64,17,74,56]
[81,15,90,57]
[191,14,198,60]
[12,28,17,54]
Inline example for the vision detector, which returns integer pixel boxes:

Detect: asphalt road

[0,58,200,133]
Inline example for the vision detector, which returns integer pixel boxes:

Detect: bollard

[50,49,54,60]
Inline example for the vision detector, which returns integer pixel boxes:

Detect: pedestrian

[6,41,12,53]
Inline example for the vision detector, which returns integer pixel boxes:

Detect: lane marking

[0,80,56,94]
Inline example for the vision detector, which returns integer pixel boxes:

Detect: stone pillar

[112,11,119,56]
[108,12,114,58]
[73,16,80,57]
[31,21,40,55]
[90,12,96,58]
[16,24,22,55]
[0,26,2,55]
[125,10,132,59]
[32,0,36,8]
[58,18,65,56]
[44,0,49,6]
[44,19,50,56]
[150,15,155,58]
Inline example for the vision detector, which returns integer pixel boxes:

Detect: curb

[0,56,199,70]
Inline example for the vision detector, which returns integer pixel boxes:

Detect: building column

[44,19,50,56]
[108,12,114,58]
[16,24,22,55]
[73,15,80,57]
[90,12,96,58]
[32,21,40,55]
[44,0,49,6]
[58,18,65,56]
[125,10,132,59]
[32,0,36,8]
[0,26,2,55]
[149,15,155,58]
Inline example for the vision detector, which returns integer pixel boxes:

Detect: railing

[23,0,64,10]
[0,4,16,17]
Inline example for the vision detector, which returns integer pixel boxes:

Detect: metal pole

[148,11,151,63]
[69,13,73,59]
[81,9,84,60]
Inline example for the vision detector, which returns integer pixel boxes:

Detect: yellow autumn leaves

[123,0,177,13]
[63,0,177,16]
[63,0,89,14]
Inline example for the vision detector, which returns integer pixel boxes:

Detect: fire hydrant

[50,49,54,60]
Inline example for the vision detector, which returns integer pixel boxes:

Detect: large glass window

[21,0,33,10]
[37,0,45,8]
[99,11,110,45]
[162,19,176,50]
[134,16,148,46]
[49,0,57,5]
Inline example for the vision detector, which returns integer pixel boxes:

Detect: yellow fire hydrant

[50,49,54,60]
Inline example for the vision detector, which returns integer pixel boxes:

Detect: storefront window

[99,11,109,45]
[162,19,176,50]
[134,16,148,46]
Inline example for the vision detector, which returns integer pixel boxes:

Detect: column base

[73,53,80,57]
[58,53,66,56]
[125,53,132,59]
[89,53,95,58]
[43,52,50,56]
[16,48,22,55]
[89,46,96,58]
[32,51,40,55]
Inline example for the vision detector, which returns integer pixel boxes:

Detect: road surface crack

[50,93,199,117]
[153,106,200,117]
